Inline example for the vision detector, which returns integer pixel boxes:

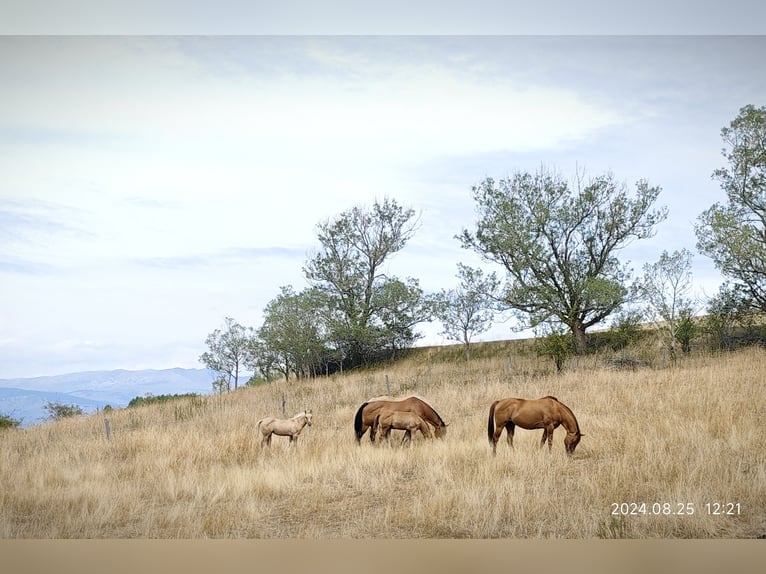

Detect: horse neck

[558,404,580,435]
[420,405,444,428]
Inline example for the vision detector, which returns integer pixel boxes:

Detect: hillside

[0,342,763,539]
[0,368,218,427]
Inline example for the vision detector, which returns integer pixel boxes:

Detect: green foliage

[696,104,766,312]
[431,263,502,360]
[603,310,647,351]
[0,413,22,429]
[199,317,252,391]
[127,393,200,408]
[460,166,667,354]
[640,249,697,359]
[254,285,332,380]
[534,326,574,372]
[675,308,699,355]
[302,197,427,368]
[43,402,84,421]
[704,281,760,350]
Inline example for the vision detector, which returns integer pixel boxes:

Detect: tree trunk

[572,322,588,355]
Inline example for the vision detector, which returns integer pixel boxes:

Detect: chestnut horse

[256,410,313,447]
[487,396,582,456]
[372,409,433,446]
[354,395,448,444]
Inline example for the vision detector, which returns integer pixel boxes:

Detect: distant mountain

[0,368,218,427]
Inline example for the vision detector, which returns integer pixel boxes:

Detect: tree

[534,325,574,372]
[0,413,22,429]
[199,317,252,391]
[432,263,501,360]
[376,277,432,358]
[640,249,697,359]
[303,197,422,367]
[696,104,766,312]
[459,167,667,354]
[704,281,757,350]
[255,286,329,380]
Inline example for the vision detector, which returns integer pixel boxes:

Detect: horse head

[564,430,582,455]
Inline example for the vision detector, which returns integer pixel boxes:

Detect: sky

[1,8,765,379]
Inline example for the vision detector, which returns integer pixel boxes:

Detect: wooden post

[104,418,111,441]
[385,374,391,395]
[281,391,286,416]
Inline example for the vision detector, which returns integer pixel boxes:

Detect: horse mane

[547,397,581,434]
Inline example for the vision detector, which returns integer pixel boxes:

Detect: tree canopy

[459,167,667,353]
[432,263,501,360]
[696,104,766,312]
[302,197,427,367]
[199,317,252,391]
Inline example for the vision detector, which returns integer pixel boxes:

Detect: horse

[256,410,313,447]
[353,395,448,444]
[372,409,433,446]
[487,396,582,456]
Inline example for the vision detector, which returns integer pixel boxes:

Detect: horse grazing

[256,410,313,448]
[487,396,582,456]
[372,409,433,446]
[353,395,448,444]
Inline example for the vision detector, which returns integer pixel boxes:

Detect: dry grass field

[1,343,764,538]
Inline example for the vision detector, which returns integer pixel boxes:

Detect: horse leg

[491,424,505,456]
[541,425,554,451]
[505,422,515,450]
[402,429,411,447]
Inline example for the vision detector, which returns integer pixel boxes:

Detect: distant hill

[0,368,218,427]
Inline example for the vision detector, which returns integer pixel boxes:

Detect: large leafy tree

[303,197,422,367]
[199,317,252,391]
[255,286,329,380]
[459,167,667,354]
[696,104,766,311]
[432,263,501,360]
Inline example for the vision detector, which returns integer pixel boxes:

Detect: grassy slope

[1,341,764,538]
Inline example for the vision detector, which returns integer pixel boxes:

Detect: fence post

[385,374,391,395]
[104,418,111,441]
[281,391,286,416]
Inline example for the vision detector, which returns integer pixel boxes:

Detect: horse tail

[487,401,498,445]
[256,418,263,435]
[354,402,369,442]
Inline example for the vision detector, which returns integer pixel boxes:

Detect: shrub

[43,402,84,421]
[0,413,22,429]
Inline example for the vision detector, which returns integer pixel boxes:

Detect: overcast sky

[1,31,765,378]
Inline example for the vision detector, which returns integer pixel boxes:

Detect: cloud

[134,246,308,270]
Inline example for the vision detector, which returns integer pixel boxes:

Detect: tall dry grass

[1,346,764,538]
